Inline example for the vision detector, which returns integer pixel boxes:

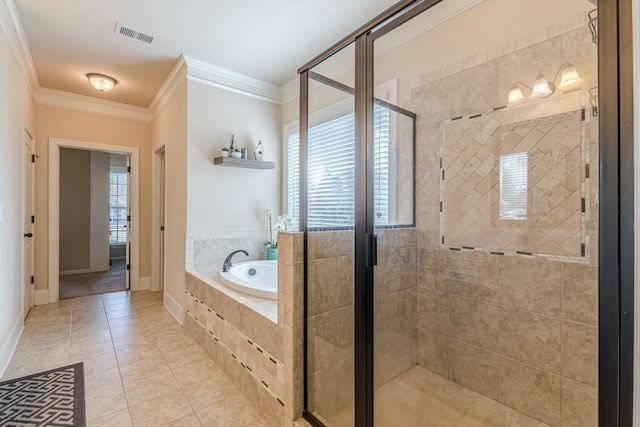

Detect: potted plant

[263,207,292,260]
[231,148,243,158]
[221,147,230,157]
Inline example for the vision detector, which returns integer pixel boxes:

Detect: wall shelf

[213,156,275,170]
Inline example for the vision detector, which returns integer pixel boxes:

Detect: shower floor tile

[321,365,551,427]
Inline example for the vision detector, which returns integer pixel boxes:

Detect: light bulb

[558,63,584,90]
[508,84,525,104]
[87,73,117,92]
[530,73,554,98]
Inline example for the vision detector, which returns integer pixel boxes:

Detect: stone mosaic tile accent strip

[440,100,591,259]
[185,290,286,406]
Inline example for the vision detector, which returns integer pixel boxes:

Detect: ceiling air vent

[114,23,154,44]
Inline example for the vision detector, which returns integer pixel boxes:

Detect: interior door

[159,150,165,291]
[22,130,35,318]
[125,154,131,290]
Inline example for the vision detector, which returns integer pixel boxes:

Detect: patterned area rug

[0,363,85,426]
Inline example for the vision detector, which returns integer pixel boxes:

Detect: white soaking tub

[219,260,278,300]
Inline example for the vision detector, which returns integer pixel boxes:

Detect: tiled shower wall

[412,23,598,427]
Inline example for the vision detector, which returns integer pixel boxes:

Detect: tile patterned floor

[2,291,275,426]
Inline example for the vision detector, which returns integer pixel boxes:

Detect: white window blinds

[499,152,528,220]
[287,104,391,230]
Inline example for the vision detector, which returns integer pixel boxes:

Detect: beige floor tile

[170,359,225,386]
[69,349,118,375]
[110,323,150,338]
[196,394,262,427]
[69,338,115,357]
[122,369,182,407]
[84,367,128,421]
[181,374,239,411]
[161,411,203,427]
[87,408,133,427]
[114,341,164,365]
[109,315,147,329]
[129,390,193,427]
[161,343,211,370]
[119,353,172,384]
[104,301,135,312]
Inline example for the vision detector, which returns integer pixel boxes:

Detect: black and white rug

[0,363,85,426]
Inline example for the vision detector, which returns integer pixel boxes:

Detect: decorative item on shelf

[221,147,230,157]
[231,149,243,158]
[228,132,235,152]
[241,148,249,159]
[507,61,584,105]
[254,141,265,161]
[263,208,293,261]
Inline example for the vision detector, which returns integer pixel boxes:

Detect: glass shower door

[304,43,356,427]
[370,1,599,426]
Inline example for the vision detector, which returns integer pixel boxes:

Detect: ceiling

[14,0,399,107]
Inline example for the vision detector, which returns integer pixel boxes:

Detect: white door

[125,155,131,290]
[159,150,165,291]
[22,130,35,318]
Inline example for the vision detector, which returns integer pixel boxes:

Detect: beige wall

[0,23,34,371]
[186,80,282,234]
[59,148,91,271]
[34,105,152,291]
[151,75,188,307]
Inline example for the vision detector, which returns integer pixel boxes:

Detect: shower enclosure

[299,0,633,426]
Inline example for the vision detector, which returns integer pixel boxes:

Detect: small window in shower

[499,152,528,220]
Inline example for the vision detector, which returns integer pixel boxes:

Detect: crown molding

[0,0,39,94]
[34,88,152,123]
[149,55,187,119]
[184,56,282,104]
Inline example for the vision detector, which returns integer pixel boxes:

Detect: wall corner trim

[163,291,184,325]
[34,88,153,122]
[183,55,283,104]
[139,276,151,290]
[33,289,49,306]
[0,313,24,378]
[0,0,39,94]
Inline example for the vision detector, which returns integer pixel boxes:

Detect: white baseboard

[34,289,49,306]
[164,291,184,325]
[139,276,150,290]
[59,268,91,276]
[0,314,24,378]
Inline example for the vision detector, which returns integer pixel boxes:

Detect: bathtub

[219,260,278,300]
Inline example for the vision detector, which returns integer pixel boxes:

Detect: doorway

[57,148,130,299]
[299,0,633,426]
[48,138,140,303]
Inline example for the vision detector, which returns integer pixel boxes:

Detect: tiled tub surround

[186,231,270,272]
[185,232,304,427]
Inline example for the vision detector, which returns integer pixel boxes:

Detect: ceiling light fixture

[87,73,117,92]
[507,62,584,104]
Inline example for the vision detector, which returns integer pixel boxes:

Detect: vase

[266,247,278,260]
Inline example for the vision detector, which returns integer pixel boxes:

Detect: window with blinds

[287,104,392,230]
[499,152,528,220]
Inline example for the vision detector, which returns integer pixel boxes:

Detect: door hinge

[127,215,131,222]
[30,275,34,284]
[160,226,165,231]
[31,215,35,224]
[31,154,35,163]
[126,264,131,271]
[127,166,131,173]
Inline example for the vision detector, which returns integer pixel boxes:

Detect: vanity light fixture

[87,73,117,92]
[508,62,584,104]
